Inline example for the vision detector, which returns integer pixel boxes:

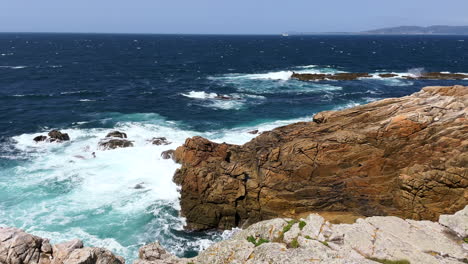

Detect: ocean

[0,33,467,262]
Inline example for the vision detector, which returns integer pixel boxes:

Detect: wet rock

[174,85,468,231]
[151,137,171,146]
[34,135,48,142]
[379,73,398,78]
[99,139,134,150]
[248,130,259,134]
[406,72,468,80]
[160,150,175,160]
[48,130,70,142]
[106,131,127,139]
[134,183,144,189]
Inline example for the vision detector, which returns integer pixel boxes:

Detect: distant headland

[287,25,468,35]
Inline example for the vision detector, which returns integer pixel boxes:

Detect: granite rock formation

[0,227,124,264]
[174,85,468,231]
[132,206,468,264]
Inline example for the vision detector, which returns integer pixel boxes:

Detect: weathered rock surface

[99,139,134,150]
[106,131,128,139]
[291,71,468,81]
[174,85,468,230]
[132,207,468,264]
[0,227,124,264]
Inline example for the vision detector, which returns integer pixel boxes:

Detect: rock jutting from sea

[1,206,467,263]
[173,85,467,231]
[291,71,468,81]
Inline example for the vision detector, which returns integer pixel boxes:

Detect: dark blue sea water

[0,33,467,261]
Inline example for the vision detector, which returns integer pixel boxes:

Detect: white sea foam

[0,65,27,69]
[181,91,218,99]
[78,99,95,102]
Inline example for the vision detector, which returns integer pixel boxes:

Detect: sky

[1,0,468,34]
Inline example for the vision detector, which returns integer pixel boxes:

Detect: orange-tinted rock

[174,85,468,231]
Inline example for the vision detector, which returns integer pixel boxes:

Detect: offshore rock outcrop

[133,206,468,264]
[0,227,124,264]
[174,85,468,231]
[291,71,468,81]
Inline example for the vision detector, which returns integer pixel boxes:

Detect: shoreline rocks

[0,227,124,264]
[291,71,468,81]
[173,85,468,231]
[3,207,466,264]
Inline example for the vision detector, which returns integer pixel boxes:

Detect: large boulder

[48,130,70,142]
[99,139,133,150]
[173,85,468,231]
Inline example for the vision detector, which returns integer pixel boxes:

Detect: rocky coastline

[2,85,467,263]
[173,85,467,231]
[1,206,467,263]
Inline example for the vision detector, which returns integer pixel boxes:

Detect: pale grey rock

[0,227,52,264]
[439,205,468,238]
[232,218,290,241]
[52,239,84,264]
[63,247,124,264]
[299,214,325,239]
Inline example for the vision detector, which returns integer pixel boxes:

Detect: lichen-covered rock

[0,227,124,264]
[174,85,468,230]
[133,208,468,264]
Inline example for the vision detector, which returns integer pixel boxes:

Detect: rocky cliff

[174,85,468,231]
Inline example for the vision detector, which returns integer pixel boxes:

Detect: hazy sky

[1,0,468,34]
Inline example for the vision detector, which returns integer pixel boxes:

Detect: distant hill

[363,25,468,35]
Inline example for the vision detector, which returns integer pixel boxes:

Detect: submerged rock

[48,130,70,142]
[161,150,175,160]
[150,137,171,146]
[248,129,259,134]
[174,85,468,231]
[0,227,124,264]
[106,131,128,139]
[99,139,134,150]
[33,135,47,142]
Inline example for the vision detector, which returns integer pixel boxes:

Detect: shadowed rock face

[174,85,468,231]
